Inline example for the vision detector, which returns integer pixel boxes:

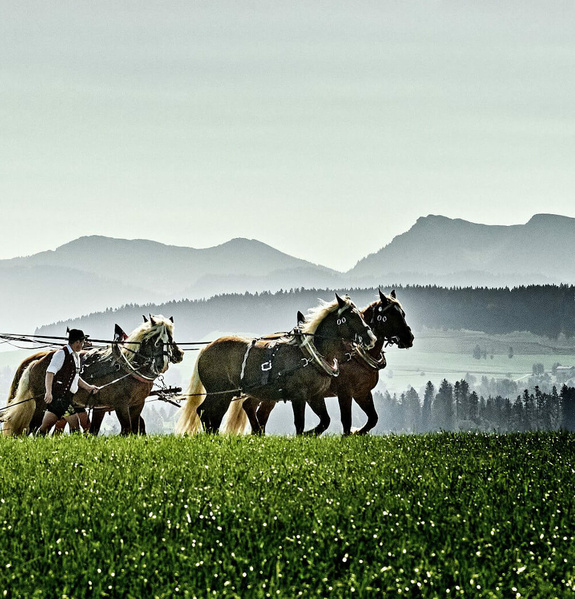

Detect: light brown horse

[176,295,377,436]
[1,315,184,435]
[242,290,414,435]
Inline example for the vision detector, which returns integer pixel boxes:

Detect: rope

[0,329,343,352]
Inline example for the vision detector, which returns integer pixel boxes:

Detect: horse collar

[299,335,339,377]
[354,346,387,371]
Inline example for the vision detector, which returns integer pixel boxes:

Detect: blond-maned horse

[176,295,377,436]
[2,315,184,436]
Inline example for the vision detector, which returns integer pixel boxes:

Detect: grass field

[1,433,574,598]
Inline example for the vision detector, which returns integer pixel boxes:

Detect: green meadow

[0,433,574,598]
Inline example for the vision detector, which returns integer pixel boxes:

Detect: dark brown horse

[2,315,184,435]
[176,295,377,436]
[242,290,414,435]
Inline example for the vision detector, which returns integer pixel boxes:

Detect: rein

[0,372,135,416]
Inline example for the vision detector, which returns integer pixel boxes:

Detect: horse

[2,325,137,434]
[176,294,377,436]
[1,315,184,436]
[241,290,414,435]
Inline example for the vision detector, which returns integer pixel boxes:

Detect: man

[37,329,100,435]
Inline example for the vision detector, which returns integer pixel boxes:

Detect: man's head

[68,329,88,349]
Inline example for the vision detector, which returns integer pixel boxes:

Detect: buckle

[261,361,272,372]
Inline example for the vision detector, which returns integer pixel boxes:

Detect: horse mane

[301,296,353,336]
[103,315,175,362]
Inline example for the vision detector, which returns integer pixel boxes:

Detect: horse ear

[335,293,347,309]
[379,289,387,303]
[169,316,174,323]
[114,324,127,342]
[149,314,157,326]
[66,327,70,333]
[390,289,397,299]
[297,311,305,325]
[142,315,149,323]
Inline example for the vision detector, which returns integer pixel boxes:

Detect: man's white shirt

[46,345,81,393]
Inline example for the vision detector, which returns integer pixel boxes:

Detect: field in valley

[380,329,575,392]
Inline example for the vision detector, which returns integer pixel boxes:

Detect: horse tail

[175,357,205,435]
[2,362,38,436]
[7,369,23,403]
[8,351,48,403]
[220,395,250,435]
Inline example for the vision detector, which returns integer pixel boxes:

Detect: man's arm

[78,378,99,394]
[44,372,54,404]
[45,348,64,403]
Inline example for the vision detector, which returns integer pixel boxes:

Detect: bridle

[297,300,375,377]
[369,300,406,348]
[336,302,375,348]
[112,327,176,382]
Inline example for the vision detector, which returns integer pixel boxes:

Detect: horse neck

[313,315,346,359]
[362,305,386,355]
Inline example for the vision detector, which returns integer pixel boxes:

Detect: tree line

[39,284,575,342]
[373,380,575,434]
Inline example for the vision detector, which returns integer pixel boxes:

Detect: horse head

[302,294,376,351]
[368,289,414,349]
[122,315,184,377]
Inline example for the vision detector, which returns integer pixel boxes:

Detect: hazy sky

[2,1,574,271]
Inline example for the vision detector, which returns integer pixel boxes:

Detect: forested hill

[36,285,575,342]
[401,284,575,338]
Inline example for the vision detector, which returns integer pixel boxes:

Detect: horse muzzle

[390,332,414,349]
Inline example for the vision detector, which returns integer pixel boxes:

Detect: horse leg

[77,411,91,433]
[115,405,134,435]
[337,391,354,436]
[242,397,264,434]
[129,405,146,435]
[198,393,232,433]
[255,401,276,433]
[354,392,378,435]
[303,397,331,436]
[291,397,307,435]
[89,409,106,435]
[28,409,45,436]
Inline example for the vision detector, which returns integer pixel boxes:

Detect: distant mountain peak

[350,213,575,285]
[526,213,575,226]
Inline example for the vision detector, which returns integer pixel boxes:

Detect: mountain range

[352,213,575,287]
[1,213,574,333]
